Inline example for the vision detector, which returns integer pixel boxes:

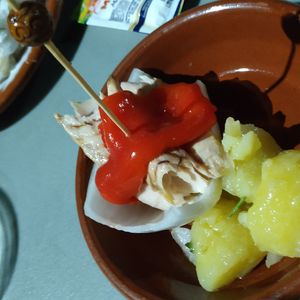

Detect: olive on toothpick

[7,1,53,46]
[6,0,130,137]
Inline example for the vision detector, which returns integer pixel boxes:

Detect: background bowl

[0,0,61,114]
[76,1,300,299]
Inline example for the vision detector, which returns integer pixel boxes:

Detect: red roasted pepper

[96,82,216,204]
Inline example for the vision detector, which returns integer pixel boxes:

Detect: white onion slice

[84,165,222,233]
[265,252,283,268]
[171,227,195,264]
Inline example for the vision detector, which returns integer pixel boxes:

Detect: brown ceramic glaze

[0,0,61,114]
[76,1,300,299]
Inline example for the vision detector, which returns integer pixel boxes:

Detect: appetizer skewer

[6,0,130,137]
[56,68,224,232]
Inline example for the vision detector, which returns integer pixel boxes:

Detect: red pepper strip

[96,82,217,204]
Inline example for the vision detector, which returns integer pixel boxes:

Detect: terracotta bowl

[0,0,61,114]
[76,1,300,299]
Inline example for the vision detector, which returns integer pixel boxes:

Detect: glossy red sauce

[96,82,217,204]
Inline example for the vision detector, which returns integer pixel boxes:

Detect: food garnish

[185,242,194,253]
[227,196,246,218]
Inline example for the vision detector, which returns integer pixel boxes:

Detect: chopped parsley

[227,197,247,218]
[185,242,194,253]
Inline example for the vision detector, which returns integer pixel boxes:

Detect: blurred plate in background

[0,0,61,114]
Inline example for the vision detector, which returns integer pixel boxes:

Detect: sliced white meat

[137,150,210,210]
[54,99,109,166]
[191,135,228,178]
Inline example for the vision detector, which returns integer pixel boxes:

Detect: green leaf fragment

[185,242,194,253]
[227,197,247,218]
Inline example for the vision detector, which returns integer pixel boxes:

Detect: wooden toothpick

[7,0,18,10]
[44,41,130,136]
[7,0,130,137]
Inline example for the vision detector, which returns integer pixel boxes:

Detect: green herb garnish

[227,197,247,218]
[185,242,195,253]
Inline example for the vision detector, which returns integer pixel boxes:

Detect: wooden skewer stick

[44,40,130,136]
[7,0,130,137]
[7,0,18,10]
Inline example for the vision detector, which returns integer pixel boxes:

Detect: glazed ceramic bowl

[76,1,300,299]
[0,0,61,114]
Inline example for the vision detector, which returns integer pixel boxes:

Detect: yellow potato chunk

[191,198,265,292]
[222,118,262,161]
[222,118,280,201]
[247,150,300,257]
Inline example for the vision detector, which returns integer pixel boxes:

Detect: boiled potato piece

[191,198,265,292]
[222,118,280,201]
[247,150,300,257]
[222,118,261,161]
